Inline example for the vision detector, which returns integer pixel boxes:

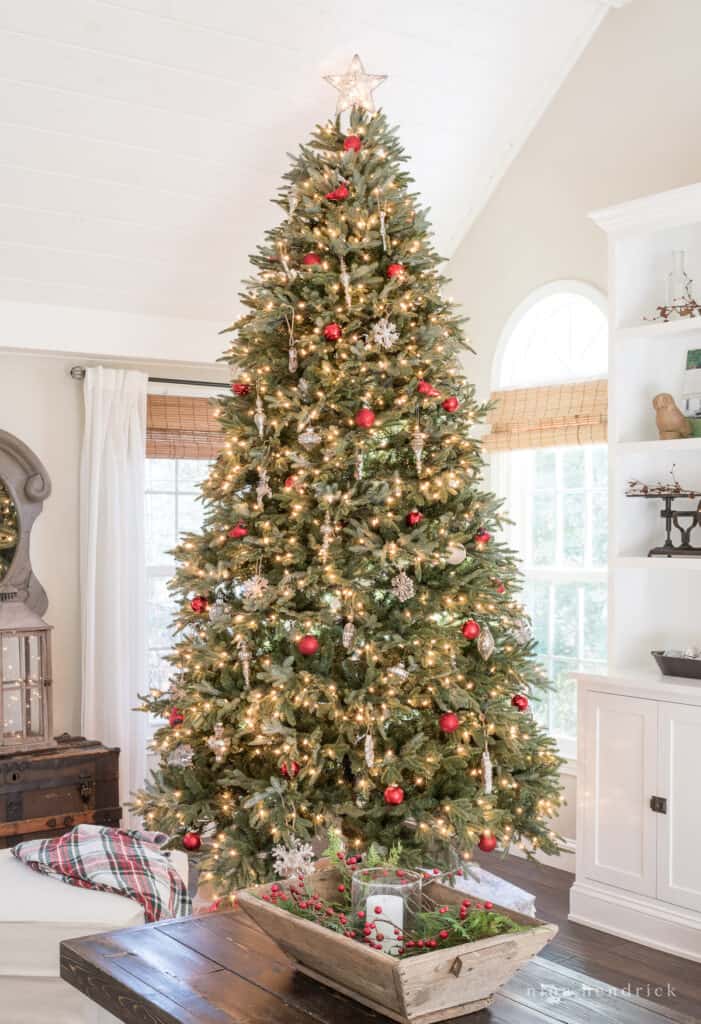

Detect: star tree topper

[324,54,387,114]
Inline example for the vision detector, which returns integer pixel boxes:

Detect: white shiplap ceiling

[0,0,615,325]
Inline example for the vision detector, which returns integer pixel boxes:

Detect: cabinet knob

[650,796,667,814]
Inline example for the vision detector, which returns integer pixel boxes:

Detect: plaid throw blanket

[12,825,191,922]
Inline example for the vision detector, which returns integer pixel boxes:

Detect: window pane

[550,663,577,739]
[591,446,607,488]
[177,492,205,537]
[178,459,210,491]
[147,576,176,649]
[534,450,555,491]
[552,582,578,658]
[528,580,551,656]
[562,448,585,490]
[146,459,175,491]
[147,649,173,693]
[532,494,555,565]
[562,493,585,566]
[582,583,608,661]
[146,493,176,566]
[591,488,608,567]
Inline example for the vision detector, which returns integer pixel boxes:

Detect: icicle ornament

[482,748,493,795]
[237,640,252,687]
[364,732,375,768]
[254,393,266,437]
[339,255,352,310]
[319,510,333,563]
[411,424,425,475]
[377,197,389,251]
[354,451,364,480]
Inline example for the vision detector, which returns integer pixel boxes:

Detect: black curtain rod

[70,367,227,388]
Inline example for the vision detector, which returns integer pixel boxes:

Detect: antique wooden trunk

[0,734,120,848]
[238,867,557,1024]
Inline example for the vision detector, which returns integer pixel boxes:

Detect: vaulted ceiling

[0,1,616,324]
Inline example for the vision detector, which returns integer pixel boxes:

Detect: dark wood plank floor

[473,852,701,1021]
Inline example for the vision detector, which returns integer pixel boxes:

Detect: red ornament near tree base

[439,712,460,734]
[231,381,250,396]
[406,509,424,527]
[168,707,184,728]
[228,522,248,539]
[297,635,319,656]
[461,619,481,640]
[190,595,209,613]
[354,407,376,428]
[478,832,497,853]
[343,135,362,152]
[323,322,342,341]
[511,694,529,712]
[280,760,300,779]
[386,263,405,279]
[183,831,201,852]
[384,785,405,805]
[442,396,459,413]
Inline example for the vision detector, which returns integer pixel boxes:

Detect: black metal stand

[629,492,701,557]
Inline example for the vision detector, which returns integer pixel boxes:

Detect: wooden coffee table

[60,909,686,1024]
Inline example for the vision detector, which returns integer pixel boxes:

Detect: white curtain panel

[80,368,148,828]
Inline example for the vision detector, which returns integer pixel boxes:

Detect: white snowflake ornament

[241,574,269,603]
[272,837,316,879]
[391,570,415,603]
[369,317,399,350]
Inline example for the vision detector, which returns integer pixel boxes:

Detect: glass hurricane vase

[351,867,423,955]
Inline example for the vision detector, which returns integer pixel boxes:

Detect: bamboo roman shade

[484,379,607,452]
[146,394,224,459]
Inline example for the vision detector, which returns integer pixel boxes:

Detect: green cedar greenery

[134,106,563,895]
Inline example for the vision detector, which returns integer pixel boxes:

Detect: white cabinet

[657,703,701,914]
[572,674,701,962]
[580,691,657,897]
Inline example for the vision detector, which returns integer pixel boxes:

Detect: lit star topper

[324,54,387,114]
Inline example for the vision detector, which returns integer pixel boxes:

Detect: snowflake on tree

[134,58,563,893]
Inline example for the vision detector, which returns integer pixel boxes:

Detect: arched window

[489,282,608,760]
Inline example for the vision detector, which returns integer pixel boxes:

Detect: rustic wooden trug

[237,867,557,1023]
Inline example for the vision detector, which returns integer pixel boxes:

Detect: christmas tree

[135,58,563,894]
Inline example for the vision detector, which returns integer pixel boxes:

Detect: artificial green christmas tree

[135,61,563,895]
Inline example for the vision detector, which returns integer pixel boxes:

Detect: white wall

[450,0,701,849]
[451,0,701,402]
[0,350,228,736]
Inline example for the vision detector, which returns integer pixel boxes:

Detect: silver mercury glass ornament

[481,748,493,795]
[256,466,272,508]
[477,624,495,661]
[254,393,266,437]
[319,510,334,563]
[339,255,352,311]
[342,618,356,650]
[207,723,230,764]
[364,732,375,768]
[411,424,425,475]
[354,451,364,480]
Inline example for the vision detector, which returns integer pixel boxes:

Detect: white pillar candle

[367,893,404,955]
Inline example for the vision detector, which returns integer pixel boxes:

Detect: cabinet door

[657,703,701,912]
[581,691,657,896]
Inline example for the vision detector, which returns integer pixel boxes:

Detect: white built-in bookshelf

[591,183,701,676]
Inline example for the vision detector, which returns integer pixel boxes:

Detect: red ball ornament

[406,509,424,527]
[439,712,460,734]
[190,595,209,613]
[231,381,250,396]
[386,262,405,279]
[442,396,459,413]
[495,580,506,594]
[478,832,497,853]
[168,707,184,728]
[325,184,349,201]
[461,619,481,640]
[280,760,300,779]
[284,476,296,490]
[474,530,492,545]
[343,135,362,152]
[512,694,529,712]
[417,379,440,397]
[297,635,319,656]
[228,521,248,539]
[323,322,342,341]
[183,831,201,852]
[302,252,322,266]
[384,785,405,806]
[354,407,376,428]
